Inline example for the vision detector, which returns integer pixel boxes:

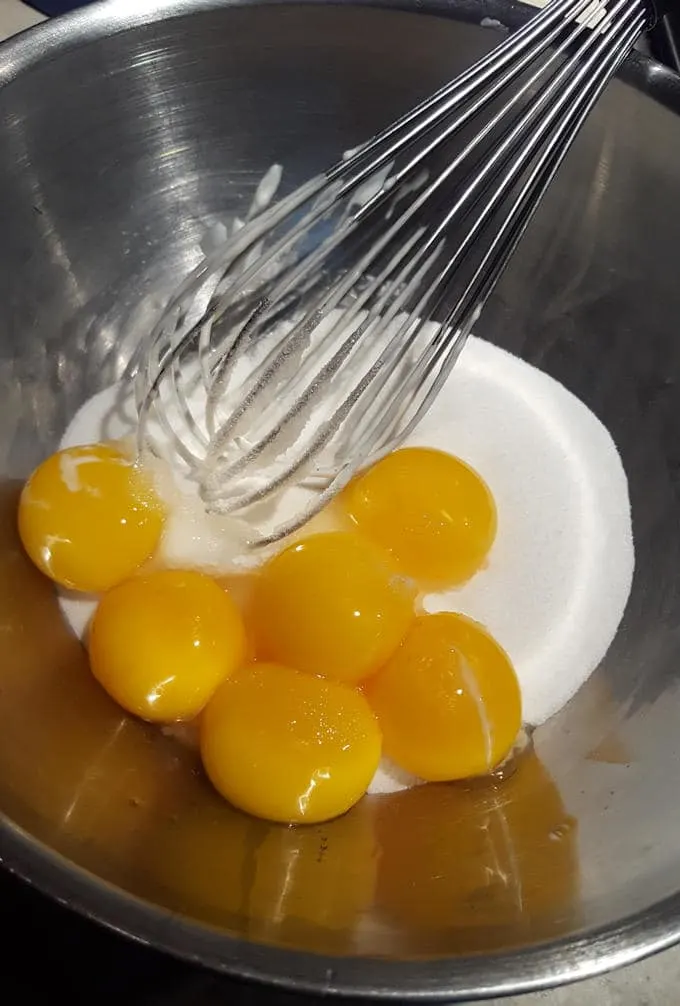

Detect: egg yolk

[18,442,164,593]
[201,662,382,824]
[251,531,415,684]
[366,612,521,781]
[343,446,496,588]
[89,569,246,723]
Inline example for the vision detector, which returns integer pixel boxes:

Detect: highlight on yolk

[18,442,164,593]
[251,531,415,684]
[89,569,246,723]
[343,446,496,588]
[201,662,382,824]
[366,612,521,781]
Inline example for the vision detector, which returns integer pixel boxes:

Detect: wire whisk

[134,0,651,546]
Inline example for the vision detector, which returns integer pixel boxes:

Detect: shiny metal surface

[135,0,647,548]
[1,0,680,999]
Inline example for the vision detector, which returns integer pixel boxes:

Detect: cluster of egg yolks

[251,531,415,684]
[343,446,496,588]
[18,442,164,593]
[201,662,382,824]
[89,569,246,722]
[17,434,520,821]
[366,612,521,781]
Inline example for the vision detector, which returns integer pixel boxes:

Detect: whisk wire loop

[135,0,648,545]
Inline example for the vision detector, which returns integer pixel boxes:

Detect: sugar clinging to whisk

[131,0,652,547]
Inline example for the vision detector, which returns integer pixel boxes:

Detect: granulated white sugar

[412,336,634,728]
[58,332,634,797]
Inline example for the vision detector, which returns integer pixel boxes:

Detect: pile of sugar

[57,334,634,794]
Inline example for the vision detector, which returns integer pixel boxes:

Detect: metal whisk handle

[135,0,657,546]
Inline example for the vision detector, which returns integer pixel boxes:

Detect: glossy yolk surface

[251,531,415,684]
[18,442,164,593]
[366,612,521,781]
[343,446,496,588]
[89,569,246,723]
[201,662,382,824]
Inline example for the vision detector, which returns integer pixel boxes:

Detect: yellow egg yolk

[366,612,521,781]
[251,531,415,684]
[18,442,164,593]
[201,662,382,824]
[89,569,246,723]
[343,446,496,588]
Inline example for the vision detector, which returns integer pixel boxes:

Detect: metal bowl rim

[1,0,680,997]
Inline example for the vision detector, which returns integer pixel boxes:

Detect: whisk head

[134,0,648,546]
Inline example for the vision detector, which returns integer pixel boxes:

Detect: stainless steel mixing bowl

[2,0,680,999]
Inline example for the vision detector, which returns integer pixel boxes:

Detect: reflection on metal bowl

[2,0,680,999]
